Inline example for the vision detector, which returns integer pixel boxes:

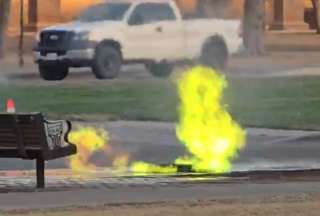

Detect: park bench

[0,113,77,188]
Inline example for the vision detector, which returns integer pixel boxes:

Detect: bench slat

[0,140,42,146]
[0,135,41,140]
[0,134,41,140]
[0,146,42,150]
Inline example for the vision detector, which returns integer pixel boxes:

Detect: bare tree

[243,0,265,56]
[0,0,10,59]
[311,0,320,33]
[19,0,24,66]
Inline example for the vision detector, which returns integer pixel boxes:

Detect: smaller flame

[68,127,109,172]
[112,154,130,171]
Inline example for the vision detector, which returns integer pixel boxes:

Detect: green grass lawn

[226,76,320,129]
[1,76,320,130]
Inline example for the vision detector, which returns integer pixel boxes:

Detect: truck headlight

[73,31,90,41]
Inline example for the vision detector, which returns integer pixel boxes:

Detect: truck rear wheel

[92,44,122,79]
[145,62,173,78]
[39,64,69,81]
[200,36,228,70]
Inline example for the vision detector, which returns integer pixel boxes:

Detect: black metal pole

[19,0,24,66]
[36,157,45,188]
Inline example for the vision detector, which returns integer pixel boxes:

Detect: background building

[6,0,315,35]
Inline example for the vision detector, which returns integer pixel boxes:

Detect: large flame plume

[132,66,246,174]
[175,66,246,173]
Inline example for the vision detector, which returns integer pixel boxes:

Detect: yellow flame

[112,154,130,170]
[131,162,177,174]
[68,127,109,172]
[68,66,245,174]
[129,66,246,174]
[176,66,246,173]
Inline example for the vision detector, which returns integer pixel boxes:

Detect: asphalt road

[1,121,320,172]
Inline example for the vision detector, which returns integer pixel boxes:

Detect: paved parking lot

[2,51,320,87]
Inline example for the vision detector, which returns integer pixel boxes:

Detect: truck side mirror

[128,14,143,26]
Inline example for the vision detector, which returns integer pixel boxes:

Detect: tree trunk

[311,0,320,34]
[0,0,11,59]
[243,0,265,56]
[19,0,24,66]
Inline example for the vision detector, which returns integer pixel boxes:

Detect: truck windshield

[77,3,131,22]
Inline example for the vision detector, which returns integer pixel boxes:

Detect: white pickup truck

[34,0,243,80]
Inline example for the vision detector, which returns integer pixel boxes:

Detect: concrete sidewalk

[1,181,320,211]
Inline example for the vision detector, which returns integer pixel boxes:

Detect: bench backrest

[0,113,73,159]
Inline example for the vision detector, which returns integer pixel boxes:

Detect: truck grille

[40,31,74,48]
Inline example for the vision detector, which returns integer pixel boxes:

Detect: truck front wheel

[145,62,173,78]
[39,64,69,81]
[200,36,228,71]
[92,44,122,79]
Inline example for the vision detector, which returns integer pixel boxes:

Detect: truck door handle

[155,26,163,33]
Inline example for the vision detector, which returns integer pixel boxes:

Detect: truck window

[129,3,176,25]
[77,3,131,22]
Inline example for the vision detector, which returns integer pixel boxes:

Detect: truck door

[124,2,184,61]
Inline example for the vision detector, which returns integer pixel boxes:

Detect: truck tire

[92,44,122,79]
[145,62,173,78]
[39,64,69,81]
[200,36,228,70]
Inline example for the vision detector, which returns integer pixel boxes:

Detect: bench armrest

[44,120,73,150]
